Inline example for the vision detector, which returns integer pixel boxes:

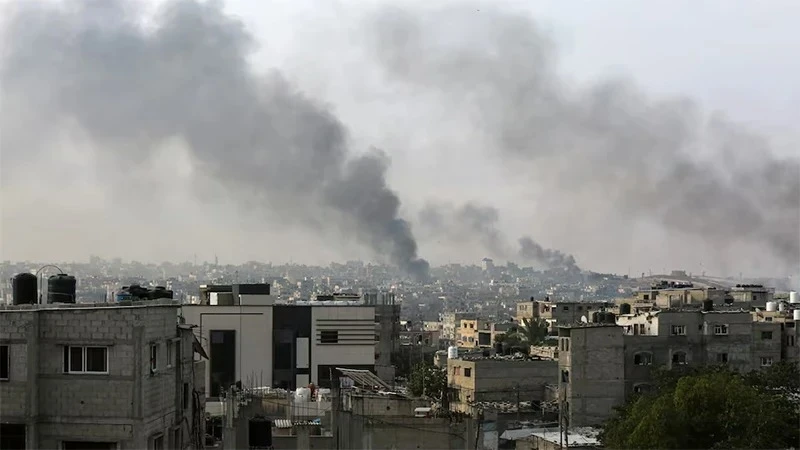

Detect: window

[716,353,728,364]
[562,306,569,311]
[761,331,773,340]
[760,357,773,367]
[670,325,686,336]
[150,344,158,373]
[464,368,472,377]
[166,340,174,368]
[714,324,729,335]
[63,346,108,374]
[633,384,652,394]
[172,429,181,450]
[320,330,338,344]
[788,336,796,347]
[561,370,569,383]
[672,351,687,365]
[0,345,9,381]
[633,352,653,366]
[183,382,190,410]
[150,434,164,450]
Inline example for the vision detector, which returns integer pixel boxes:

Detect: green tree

[600,366,800,449]
[408,362,447,399]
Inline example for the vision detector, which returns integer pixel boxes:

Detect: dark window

[273,343,293,370]
[716,353,728,363]
[69,347,83,372]
[0,423,26,450]
[172,429,181,450]
[320,330,339,344]
[210,330,236,397]
[464,368,472,377]
[0,346,9,380]
[633,352,652,366]
[151,434,164,450]
[761,331,773,340]
[562,306,569,311]
[63,346,107,374]
[561,370,569,383]
[183,383,190,410]
[86,347,107,373]
[672,351,687,365]
[150,344,158,372]
[62,442,115,450]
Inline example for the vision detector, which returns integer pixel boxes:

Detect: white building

[181,284,377,398]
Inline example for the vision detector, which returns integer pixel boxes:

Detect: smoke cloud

[365,5,800,274]
[0,0,429,279]
[418,201,581,271]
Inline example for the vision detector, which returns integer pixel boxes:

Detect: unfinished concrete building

[0,299,206,450]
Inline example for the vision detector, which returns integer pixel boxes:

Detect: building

[441,312,475,344]
[181,284,379,396]
[447,354,558,413]
[364,291,401,384]
[0,299,205,450]
[517,299,610,333]
[560,304,798,426]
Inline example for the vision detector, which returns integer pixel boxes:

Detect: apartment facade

[0,300,204,450]
[181,284,378,396]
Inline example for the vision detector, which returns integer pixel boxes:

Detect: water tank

[604,312,617,324]
[619,303,632,315]
[793,309,800,321]
[47,274,76,304]
[702,299,714,312]
[765,301,778,312]
[294,387,311,403]
[12,273,38,305]
[447,346,458,359]
[778,302,787,312]
[115,291,132,302]
[790,291,799,304]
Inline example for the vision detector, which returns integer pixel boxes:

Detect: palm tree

[515,317,549,346]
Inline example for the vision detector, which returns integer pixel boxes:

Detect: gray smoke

[418,201,509,257]
[0,0,429,280]
[366,6,800,274]
[518,237,580,272]
[419,201,581,270]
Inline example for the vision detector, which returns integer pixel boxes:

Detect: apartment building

[181,284,379,396]
[447,354,558,412]
[517,299,610,333]
[628,281,771,311]
[560,305,797,426]
[0,300,205,450]
[441,312,475,344]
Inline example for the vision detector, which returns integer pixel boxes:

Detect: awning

[335,367,392,391]
[192,334,209,360]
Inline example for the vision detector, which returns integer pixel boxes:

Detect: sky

[1,0,798,278]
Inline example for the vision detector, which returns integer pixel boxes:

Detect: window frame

[760,356,774,367]
[670,325,686,336]
[713,324,729,336]
[672,351,688,365]
[150,343,159,373]
[716,353,728,364]
[760,331,773,340]
[320,330,339,344]
[166,340,174,369]
[63,346,109,375]
[633,352,653,366]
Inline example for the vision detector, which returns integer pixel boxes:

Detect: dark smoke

[418,201,581,270]
[366,6,800,274]
[518,237,580,272]
[0,0,429,280]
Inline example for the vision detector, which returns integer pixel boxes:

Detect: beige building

[516,299,610,333]
[441,312,475,343]
[447,355,558,412]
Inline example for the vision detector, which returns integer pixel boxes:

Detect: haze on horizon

[1,0,798,279]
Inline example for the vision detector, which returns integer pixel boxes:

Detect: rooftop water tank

[12,273,38,305]
[447,346,458,359]
[765,301,778,312]
[48,273,76,304]
[794,309,800,321]
[294,387,311,403]
[779,302,787,312]
[790,291,799,304]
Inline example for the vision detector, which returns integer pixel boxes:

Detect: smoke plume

[418,201,581,270]
[0,0,429,280]
[365,6,800,274]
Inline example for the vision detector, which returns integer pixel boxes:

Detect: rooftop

[0,298,179,313]
[454,353,553,363]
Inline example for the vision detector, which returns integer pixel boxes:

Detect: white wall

[181,305,274,394]
[311,306,375,384]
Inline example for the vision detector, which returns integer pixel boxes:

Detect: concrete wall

[181,304,274,394]
[0,302,194,450]
[337,412,471,450]
[311,306,375,385]
[448,358,557,408]
[560,326,625,427]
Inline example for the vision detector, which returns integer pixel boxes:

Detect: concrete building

[447,354,558,413]
[181,284,379,397]
[441,312,475,344]
[0,299,205,450]
[517,299,610,333]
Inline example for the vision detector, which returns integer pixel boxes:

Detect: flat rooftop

[0,298,179,312]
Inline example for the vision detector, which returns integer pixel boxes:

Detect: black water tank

[48,274,76,304]
[248,417,272,448]
[12,273,38,305]
[619,303,632,315]
[702,299,713,312]
[604,312,617,324]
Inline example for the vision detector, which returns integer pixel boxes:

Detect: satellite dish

[580,315,588,323]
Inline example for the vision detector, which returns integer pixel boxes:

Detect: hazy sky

[1,0,798,278]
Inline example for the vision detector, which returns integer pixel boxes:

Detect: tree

[408,362,447,399]
[600,365,800,449]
